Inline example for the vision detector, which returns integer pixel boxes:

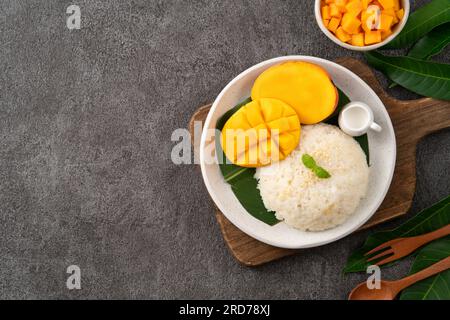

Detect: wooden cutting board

[189,57,450,267]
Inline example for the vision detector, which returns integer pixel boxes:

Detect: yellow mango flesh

[342,13,362,34]
[383,8,399,23]
[328,17,341,33]
[381,28,393,40]
[378,0,395,9]
[330,3,342,17]
[393,0,400,10]
[362,0,372,9]
[351,33,365,46]
[221,99,300,167]
[251,62,338,125]
[322,6,331,20]
[361,11,372,32]
[321,0,404,46]
[365,30,381,44]
[345,1,363,16]
[336,27,351,42]
[379,13,394,31]
[335,0,348,12]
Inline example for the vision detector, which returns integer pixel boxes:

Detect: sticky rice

[255,123,369,231]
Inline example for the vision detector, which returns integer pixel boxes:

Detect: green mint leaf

[302,154,316,169]
[302,154,331,179]
[314,167,331,179]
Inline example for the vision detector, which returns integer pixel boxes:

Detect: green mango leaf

[344,195,450,273]
[408,23,450,60]
[384,0,450,49]
[400,236,450,300]
[389,23,450,88]
[365,51,450,100]
[215,89,370,226]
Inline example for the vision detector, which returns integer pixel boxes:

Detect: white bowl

[200,56,396,249]
[314,0,410,51]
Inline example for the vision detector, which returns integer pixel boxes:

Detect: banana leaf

[344,195,450,273]
[365,51,450,100]
[215,89,369,226]
[383,0,450,49]
[400,236,450,300]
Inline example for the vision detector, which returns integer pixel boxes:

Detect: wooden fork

[365,224,450,266]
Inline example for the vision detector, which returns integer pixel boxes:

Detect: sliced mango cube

[345,0,363,16]
[322,5,331,20]
[382,7,395,16]
[351,33,365,46]
[330,3,342,18]
[362,0,372,9]
[342,13,362,34]
[383,8,399,23]
[328,17,342,33]
[221,98,301,167]
[365,30,381,45]
[378,0,395,9]
[393,0,400,10]
[396,8,404,20]
[335,0,348,10]
[381,29,393,40]
[379,13,394,31]
[336,27,351,42]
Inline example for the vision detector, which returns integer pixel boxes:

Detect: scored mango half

[221,98,301,167]
[251,62,338,125]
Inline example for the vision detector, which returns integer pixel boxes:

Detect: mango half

[221,98,301,167]
[251,62,339,124]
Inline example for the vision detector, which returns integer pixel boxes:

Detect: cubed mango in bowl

[320,0,405,48]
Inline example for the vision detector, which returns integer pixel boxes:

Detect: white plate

[200,56,396,249]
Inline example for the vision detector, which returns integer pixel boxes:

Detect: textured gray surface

[0,0,449,299]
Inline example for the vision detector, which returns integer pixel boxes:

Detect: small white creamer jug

[338,102,382,137]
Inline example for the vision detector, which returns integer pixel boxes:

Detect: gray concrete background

[0,0,449,299]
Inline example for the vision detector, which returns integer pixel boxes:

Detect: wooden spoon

[349,256,450,300]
